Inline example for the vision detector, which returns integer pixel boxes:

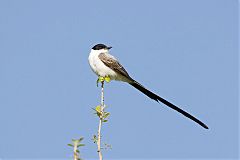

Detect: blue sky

[0,0,238,159]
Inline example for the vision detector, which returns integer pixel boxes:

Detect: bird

[88,43,208,129]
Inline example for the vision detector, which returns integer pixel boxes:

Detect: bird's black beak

[107,46,112,50]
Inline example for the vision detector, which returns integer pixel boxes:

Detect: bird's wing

[98,53,132,80]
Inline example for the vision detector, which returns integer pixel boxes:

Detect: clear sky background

[0,0,238,159]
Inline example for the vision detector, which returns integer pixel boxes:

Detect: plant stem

[73,144,79,160]
[97,80,104,160]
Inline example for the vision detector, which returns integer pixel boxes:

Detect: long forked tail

[129,80,208,129]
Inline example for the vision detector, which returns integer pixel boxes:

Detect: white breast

[88,49,118,79]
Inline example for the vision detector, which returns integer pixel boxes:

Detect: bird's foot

[96,76,104,87]
[104,76,111,83]
[96,76,111,87]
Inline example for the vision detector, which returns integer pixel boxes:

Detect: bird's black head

[92,44,112,50]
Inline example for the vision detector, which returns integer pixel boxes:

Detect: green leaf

[79,137,84,142]
[76,149,80,153]
[77,144,85,147]
[72,139,80,143]
[103,112,110,119]
[95,105,102,117]
[92,135,98,143]
[67,144,74,147]
[95,105,101,113]
[103,120,108,122]
[104,76,111,83]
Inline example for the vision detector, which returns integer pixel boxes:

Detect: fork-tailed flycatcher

[88,43,208,129]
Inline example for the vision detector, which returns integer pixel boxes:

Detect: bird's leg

[97,76,105,87]
[96,76,111,87]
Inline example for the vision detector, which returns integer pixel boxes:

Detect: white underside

[88,49,131,82]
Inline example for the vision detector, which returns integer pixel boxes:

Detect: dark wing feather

[98,53,132,80]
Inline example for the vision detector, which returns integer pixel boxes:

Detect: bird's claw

[96,76,105,87]
[96,76,111,87]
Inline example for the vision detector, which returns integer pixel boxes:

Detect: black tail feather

[129,81,208,129]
